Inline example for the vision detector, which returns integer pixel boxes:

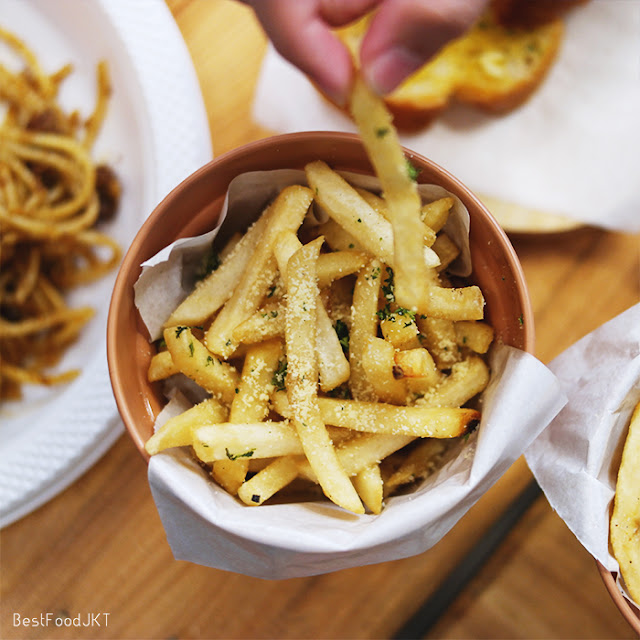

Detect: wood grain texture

[1,2,638,639]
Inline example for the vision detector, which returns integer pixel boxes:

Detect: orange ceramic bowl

[107,131,534,460]
[597,562,640,634]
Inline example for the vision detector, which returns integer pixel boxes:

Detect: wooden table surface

[2,2,639,638]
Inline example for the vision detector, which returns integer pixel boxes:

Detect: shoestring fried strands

[0,26,122,400]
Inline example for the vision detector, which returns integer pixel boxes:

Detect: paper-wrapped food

[134,168,565,579]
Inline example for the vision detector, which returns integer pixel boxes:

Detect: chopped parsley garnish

[188,341,195,357]
[175,326,188,338]
[197,244,221,280]
[381,268,395,302]
[225,448,255,461]
[272,359,288,391]
[405,158,421,182]
[375,126,390,138]
[334,319,350,354]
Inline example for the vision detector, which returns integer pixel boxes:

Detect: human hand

[242,0,488,105]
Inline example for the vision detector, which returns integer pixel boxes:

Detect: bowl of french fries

[106,81,556,577]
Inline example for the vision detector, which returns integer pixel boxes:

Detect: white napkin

[252,0,640,233]
[526,303,640,605]
[134,169,566,579]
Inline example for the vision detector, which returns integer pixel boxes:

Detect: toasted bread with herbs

[336,1,584,130]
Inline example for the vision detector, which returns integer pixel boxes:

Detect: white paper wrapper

[251,0,640,233]
[526,303,640,607]
[135,170,566,579]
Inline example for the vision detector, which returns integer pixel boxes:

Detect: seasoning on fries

[144,77,494,514]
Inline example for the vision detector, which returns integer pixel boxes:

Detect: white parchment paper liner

[134,169,566,579]
[526,303,640,608]
[251,1,640,232]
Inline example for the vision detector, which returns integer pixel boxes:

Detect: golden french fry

[164,326,239,405]
[420,279,486,321]
[272,391,479,439]
[298,432,414,481]
[383,438,451,496]
[194,421,349,462]
[274,231,350,392]
[237,456,301,506]
[421,197,454,233]
[418,355,490,408]
[353,464,384,514]
[313,218,365,253]
[350,76,429,310]
[610,401,640,604]
[362,337,408,405]
[285,237,364,514]
[349,258,382,401]
[145,397,227,456]
[417,316,460,369]
[231,301,285,345]
[210,338,285,493]
[206,185,314,358]
[165,210,271,327]
[305,160,439,272]
[230,338,284,422]
[316,250,369,289]
[454,320,495,354]
[394,348,439,379]
[147,349,178,382]
[432,233,460,271]
[379,310,421,350]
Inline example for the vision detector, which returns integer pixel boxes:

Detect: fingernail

[363,47,424,95]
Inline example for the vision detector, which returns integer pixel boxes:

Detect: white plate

[0,0,213,528]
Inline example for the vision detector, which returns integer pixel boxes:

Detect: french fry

[145,397,227,456]
[355,187,437,247]
[274,231,350,392]
[432,233,460,271]
[305,160,439,272]
[417,316,460,369]
[194,421,348,462]
[147,349,178,382]
[394,348,439,379]
[350,76,429,311]
[454,320,495,354]
[349,259,382,401]
[211,338,285,493]
[379,310,421,350]
[164,326,239,405]
[230,338,284,422]
[206,185,313,358]
[272,391,479,439]
[165,210,270,328]
[237,456,301,506]
[610,401,640,604]
[313,218,365,253]
[383,438,451,497]
[362,337,408,405]
[285,237,364,514]
[353,464,384,514]
[421,197,454,233]
[420,278,486,321]
[418,355,490,408]
[316,250,369,289]
[231,301,285,345]
[298,432,414,482]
